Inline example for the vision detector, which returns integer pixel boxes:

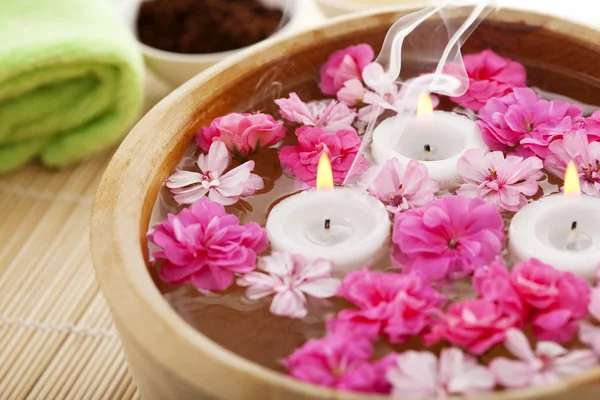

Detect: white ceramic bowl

[118,0,325,86]
[315,0,422,17]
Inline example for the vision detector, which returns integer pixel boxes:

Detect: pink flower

[386,348,495,398]
[196,112,286,156]
[585,110,600,133]
[511,258,590,343]
[327,269,446,344]
[490,328,597,388]
[283,333,396,394]
[278,126,367,186]
[320,44,374,96]
[368,158,439,215]
[477,87,582,158]
[579,321,600,355]
[448,50,526,111]
[425,298,522,355]
[275,93,357,133]
[166,141,264,205]
[544,130,600,196]
[392,196,505,281]
[148,198,268,292]
[337,79,368,107]
[473,259,527,319]
[590,284,600,321]
[237,252,339,319]
[457,148,544,212]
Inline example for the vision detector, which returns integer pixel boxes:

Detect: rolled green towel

[0,0,143,172]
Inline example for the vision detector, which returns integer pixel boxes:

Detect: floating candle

[509,161,600,279]
[266,154,390,276]
[371,93,487,190]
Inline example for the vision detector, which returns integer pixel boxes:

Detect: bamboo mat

[0,72,172,400]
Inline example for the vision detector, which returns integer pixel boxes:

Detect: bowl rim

[118,0,307,62]
[92,6,600,399]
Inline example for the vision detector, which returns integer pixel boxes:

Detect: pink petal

[237,272,278,300]
[270,289,307,318]
[298,278,340,298]
[198,141,231,175]
[387,351,438,398]
[490,357,535,388]
[504,328,537,362]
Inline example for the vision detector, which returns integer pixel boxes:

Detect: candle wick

[424,144,432,161]
[324,219,331,231]
[566,220,578,250]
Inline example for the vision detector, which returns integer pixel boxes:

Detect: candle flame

[417,92,434,116]
[316,153,334,191]
[564,160,580,197]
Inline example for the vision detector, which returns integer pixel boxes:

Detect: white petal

[489,358,535,388]
[551,350,598,378]
[166,170,204,188]
[237,272,278,300]
[270,289,307,318]
[298,278,340,298]
[505,328,538,362]
[218,162,253,197]
[387,351,438,398]
[536,341,568,359]
[198,141,231,175]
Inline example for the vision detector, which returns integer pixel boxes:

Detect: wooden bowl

[91,7,600,400]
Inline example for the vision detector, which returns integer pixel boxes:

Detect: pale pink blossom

[320,44,374,96]
[457,148,544,212]
[327,269,446,344]
[579,321,600,355]
[274,93,357,133]
[392,196,505,282]
[447,50,527,111]
[368,158,439,215]
[237,252,339,319]
[477,87,582,158]
[148,198,268,292]
[196,112,286,156]
[490,328,597,388]
[425,298,522,355]
[166,141,264,205]
[387,348,495,399]
[278,126,367,187]
[283,333,396,393]
[544,130,600,196]
[337,78,368,107]
[511,258,590,343]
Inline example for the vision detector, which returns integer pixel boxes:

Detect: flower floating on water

[275,93,357,133]
[368,158,439,215]
[386,348,495,398]
[457,148,544,212]
[579,270,600,355]
[511,258,590,343]
[283,332,396,394]
[425,297,522,355]
[327,268,445,344]
[148,198,268,292]
[278,126,367,187]
[320,44,374,96]
[237,252,339,319]
[167,141,264,205]
[473,260,526,320]
[544,130,600,196]
[392,196,505,282]
[196,112,286,156]
[490,328,597,388]
[447,49,527,112]
[477,87,582,158]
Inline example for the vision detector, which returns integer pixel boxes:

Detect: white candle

[266,187,391,276]
[371,110,487,190]
[509,162,600,279]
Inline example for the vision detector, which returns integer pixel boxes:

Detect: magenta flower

[477,87,582,158]
[544,130,600,196]
[278,126,367,187]
[368,158,439,215]
[425,298,522,355]
[237,252,339,319]
[511,258,590,343]
[196,112,286,156]
[387,348,495,398]
[274,93,357,133]
[320,44,374,96]
[448,50,526,111]
[457,148,544,212]
[473,260,527,320]
[148,198,268,292]
[327,269,446,344]
[283,333,396,394]
[490,328,597,388]
[392,196,505,281]
[166,141,264,205]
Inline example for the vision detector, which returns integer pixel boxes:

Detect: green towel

[0,0,143,172]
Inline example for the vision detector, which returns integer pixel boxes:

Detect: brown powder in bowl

[137,0,286,54]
